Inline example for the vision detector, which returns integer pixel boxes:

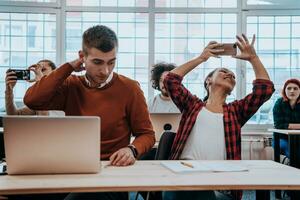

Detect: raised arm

[5,92,36,115]
[171,41,224,77]
[24,59,83,111]
[163,42,224,112]
[5,70,36,115]
[234,34,270,80]
[233,34,274,125]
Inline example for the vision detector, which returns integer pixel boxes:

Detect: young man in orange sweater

[24,25,155,200]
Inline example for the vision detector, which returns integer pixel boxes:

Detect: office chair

[136,131,176,200]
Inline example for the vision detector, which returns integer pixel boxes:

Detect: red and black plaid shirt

[164,72,274,200]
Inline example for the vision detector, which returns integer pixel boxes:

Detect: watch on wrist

[127,144,138,158]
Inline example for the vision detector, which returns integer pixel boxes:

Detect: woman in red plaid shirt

[162,34,274,200]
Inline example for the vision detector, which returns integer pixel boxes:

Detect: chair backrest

[155,131,176,160]
[137,131,176,200]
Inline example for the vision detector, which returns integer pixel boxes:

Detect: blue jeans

[273,137,289,158]
[280,138,289,158]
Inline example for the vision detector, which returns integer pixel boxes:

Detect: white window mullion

[57,0,66,65]
[0,0,59,8]
[148,0,155,100]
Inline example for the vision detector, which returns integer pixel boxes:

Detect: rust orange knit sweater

[24,63,155,160]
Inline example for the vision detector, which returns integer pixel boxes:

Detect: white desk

[0,160,300,199]
[268,129,300,135]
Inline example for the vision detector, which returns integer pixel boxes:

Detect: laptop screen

[3,116,100,175]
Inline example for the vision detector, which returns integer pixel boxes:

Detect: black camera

[8,69,30,80]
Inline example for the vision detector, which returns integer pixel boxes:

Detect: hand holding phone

[215,43,237,56]
[7,69,31,80]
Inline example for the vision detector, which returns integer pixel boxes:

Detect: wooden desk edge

[1,185,300,195]
[268,129,300,135]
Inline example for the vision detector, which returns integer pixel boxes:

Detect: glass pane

[247,0,300,7]
[246,15,300,124]
[156,0,237,8]
[0,12,57,109]
[66,0,148,7]
[155,13,237,99]
[3,0,56,2]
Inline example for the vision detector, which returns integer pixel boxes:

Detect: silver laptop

[3,116,100,175]
[149,113,181,141]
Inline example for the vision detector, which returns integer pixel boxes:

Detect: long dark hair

[203,68,219,102]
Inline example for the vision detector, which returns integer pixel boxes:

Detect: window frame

[241,9,300,130]
[0,0,59,8]
[243,0,300,10]
[0,0,299,132]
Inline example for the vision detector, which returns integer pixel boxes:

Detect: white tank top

[180,107,226,160]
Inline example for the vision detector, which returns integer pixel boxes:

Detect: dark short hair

[282,78,300,103]
[151,62,176,90]
[38,59,56,70]
[82,25,118,54]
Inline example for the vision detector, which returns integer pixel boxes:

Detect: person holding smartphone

[5,59,61,115]
[24,25,155,200]
[162,34,274,200]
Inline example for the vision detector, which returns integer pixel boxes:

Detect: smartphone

[8,69,30,80]
[215,43,237,56]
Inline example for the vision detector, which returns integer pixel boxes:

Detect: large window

[1,0,300,128]
[156,0,237,8]
[246,15,300,124]
[3,0,56,2]
[0,12,56,109]
[66,0,148,7]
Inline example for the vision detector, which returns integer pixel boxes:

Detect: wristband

[127,144,138,158]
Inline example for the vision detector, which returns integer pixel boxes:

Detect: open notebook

[161,161,249,173]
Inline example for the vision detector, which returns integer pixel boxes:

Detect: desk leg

[256,190,270,200]
[289,135,300,168]
[290,190,300,200]
[274,132,280,163]
[273,132,281,199]
[288,135,300,200]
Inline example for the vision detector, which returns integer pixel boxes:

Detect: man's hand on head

[69,58,85,72]
[109,147,136,166]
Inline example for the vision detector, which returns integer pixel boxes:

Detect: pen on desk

[180,161,194,168]
[104,163,112,168]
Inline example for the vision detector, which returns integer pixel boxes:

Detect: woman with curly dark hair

[148,62,179,113]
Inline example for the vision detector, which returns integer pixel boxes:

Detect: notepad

[161,161,249,173]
